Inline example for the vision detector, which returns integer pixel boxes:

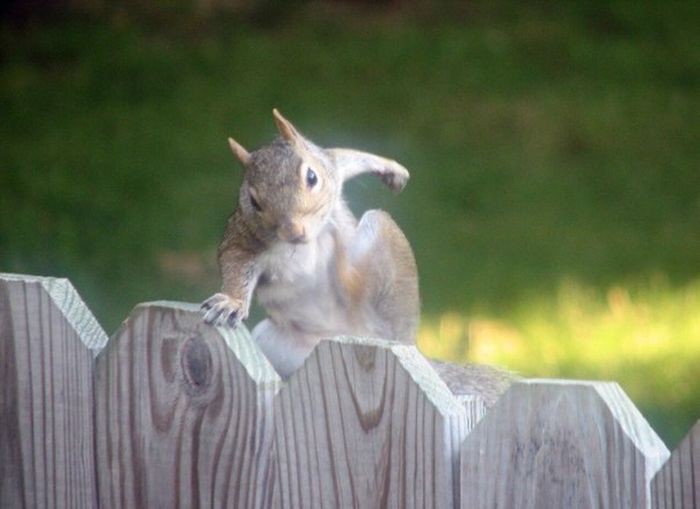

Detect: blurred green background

[1,0,698,447]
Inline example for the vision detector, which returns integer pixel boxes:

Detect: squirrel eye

[249,193,262,212]
[306,168,318,188]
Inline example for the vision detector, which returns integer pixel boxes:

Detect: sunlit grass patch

[418,276,700,446]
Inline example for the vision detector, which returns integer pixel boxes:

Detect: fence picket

[0,273,696,508]
[94,301,280,508]
[0,274,107,508]
[459,379,670,508]
[652,419,700,508]
[270,337,486,508]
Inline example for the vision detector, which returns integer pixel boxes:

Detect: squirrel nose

[279,221,307,244]
[289,233,307,244]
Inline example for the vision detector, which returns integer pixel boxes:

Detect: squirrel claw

[375,161,409,193]
[200,293,245,328]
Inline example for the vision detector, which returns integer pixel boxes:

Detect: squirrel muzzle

[278,221,307,244]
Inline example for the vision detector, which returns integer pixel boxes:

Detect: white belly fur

[260,226,348,323]
[252,223,354,376]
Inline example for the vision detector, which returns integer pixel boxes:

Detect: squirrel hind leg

[349,210,420,344]
[251,319,318,378]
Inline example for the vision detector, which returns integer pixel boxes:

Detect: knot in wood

[353,345,377,371]
[181,336,213,396]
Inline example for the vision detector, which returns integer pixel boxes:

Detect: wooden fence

[0,273,697,508]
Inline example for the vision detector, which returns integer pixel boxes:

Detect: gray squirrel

[201,110,419,377]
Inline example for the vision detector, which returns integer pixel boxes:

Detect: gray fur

[202,110,419,377]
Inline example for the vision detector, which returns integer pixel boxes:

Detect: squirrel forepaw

[200,293,246,328]
[378,161,409,193]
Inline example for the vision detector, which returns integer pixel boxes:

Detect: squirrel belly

[251,205,419,377]
[254,215,357,338]
[251,207,366,377]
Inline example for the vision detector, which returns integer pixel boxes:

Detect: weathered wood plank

[460,379,670,509]
[0,273,108,508]
[94,301,281,508]
[652,419,700,508]
[3,270,684,508]
[271,336,486,509]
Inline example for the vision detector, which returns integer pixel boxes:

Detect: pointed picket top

[0,272,108,354]
[271,335,488,509]
[142,300,280,387]
[460,379,670,509]
[308,335,488,420]
[318,335,473,414]
[94,301,280,508]
[589,381,671,481]
[0,272,102,507]
[651,418,700,508]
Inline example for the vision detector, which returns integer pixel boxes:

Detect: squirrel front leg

[201,211,261,328]
[326,148,410,192]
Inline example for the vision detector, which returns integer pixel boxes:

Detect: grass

[419,276,700,445]
[1,1,698,446]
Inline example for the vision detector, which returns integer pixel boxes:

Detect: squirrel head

[229,109,342,245]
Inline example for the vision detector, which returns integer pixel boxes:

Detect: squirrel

[201,109,419,377]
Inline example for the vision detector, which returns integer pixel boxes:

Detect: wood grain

[270,336,485,509]
[0,273,107,508]
[3,271,685,508]
[94,301,281,509]
[652,419,699,508]
[460,379,670,509]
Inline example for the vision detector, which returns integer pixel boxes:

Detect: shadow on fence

[0,273,697,508]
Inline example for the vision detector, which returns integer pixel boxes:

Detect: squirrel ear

[272,108,302,143]
[228,137,251,166]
